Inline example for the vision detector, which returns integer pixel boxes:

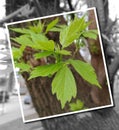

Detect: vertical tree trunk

[22,72,69,117]
[86,0,109,32]
[88,9,111,106]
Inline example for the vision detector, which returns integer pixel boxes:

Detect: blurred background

[0,0,119,130]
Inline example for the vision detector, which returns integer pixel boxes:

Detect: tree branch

[67,0,74,11]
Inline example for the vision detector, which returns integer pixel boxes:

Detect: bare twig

[0,4,34,25]
[67,0,74,11]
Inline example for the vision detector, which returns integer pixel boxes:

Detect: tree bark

[86,0,109,32]
[22,72,69,117]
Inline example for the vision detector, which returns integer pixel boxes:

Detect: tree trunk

[88,9,111,106]
[86,0,109,32]
[22,72,69,117]
[108,55,119,84]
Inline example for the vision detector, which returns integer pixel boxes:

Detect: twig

[0,4,29,25]
[67,0,74,11]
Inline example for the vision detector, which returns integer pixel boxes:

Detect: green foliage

[12,47,23,60]
[60,16,90,48]
[29,62,63,79]
[29,21,43,33]
[55,50,71,55]
[34,51,53,59]
[82,30,98,40]
[31,33,55,51]
[10,28,32,34]
[11,35,34,48]
[10,14,101,109]
[52,65,77,108]
[11,21,44,34]
[69,59,101,88]
[15,62,31,72]
[45,18,59,33]
[69,99,86,111]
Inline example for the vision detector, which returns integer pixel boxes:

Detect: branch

[67,0,74,11]
[0,4,34,25]
[33,0,43,16]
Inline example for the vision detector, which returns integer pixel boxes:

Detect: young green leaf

[55,50,71,55]
[69,99,85,111]
[60,16,87,48]
[11,35,34,47]
[48,25,67,32]
[48,27,62,32]
[10,28,33,34]
[34,51,53,59]
[82,30,98,40]
[31,33,55,51]
[29,21,43,33]
[69,59,101,88]
[45,18,59,34]
[52,65,77,108]
[15,62,31,72]
[29,62,63,79]
[12,47,23,60]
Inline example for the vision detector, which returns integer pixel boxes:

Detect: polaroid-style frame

[5,7,114,123]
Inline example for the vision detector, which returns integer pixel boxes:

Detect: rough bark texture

[88,10,111,106]
[22,72,69,117]
[86,0,109,32]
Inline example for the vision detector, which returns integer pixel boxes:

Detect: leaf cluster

[10,14,101,109]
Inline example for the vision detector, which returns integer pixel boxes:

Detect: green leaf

[49,25,67,32]
[55,50,71,55]
[10,28,32,34]
[11,35,34,47]
[69,59,101,88]
[60,16,88,48]
[69,99,85,111]
[12,47,23,60]
[52,65,77,108]
[45,18,59,33]
[49,27,62,32]
[82,30,98,40]
[15,62,31,72]
[34,51,53,59]
[29,21,44,33]
[31,33,55,51]
[29,62,63,79]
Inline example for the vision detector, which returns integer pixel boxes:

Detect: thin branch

[0,4,34,25]
[33,0,43,16]
[67,0,74,11]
